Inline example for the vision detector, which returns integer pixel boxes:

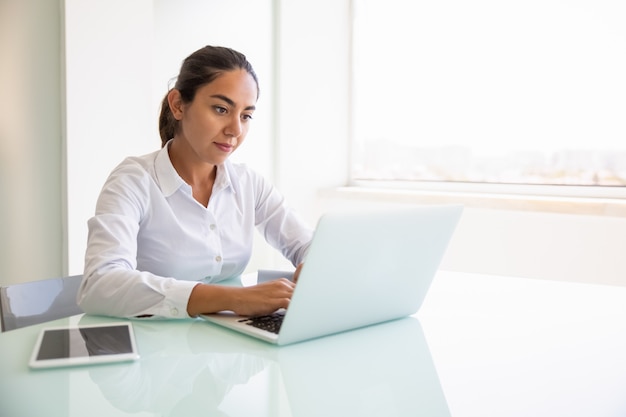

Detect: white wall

[64,0,156,276]
[269,0,353,268]
[0,0,64,285]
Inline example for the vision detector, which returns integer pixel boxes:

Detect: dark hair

[158,45,260,147]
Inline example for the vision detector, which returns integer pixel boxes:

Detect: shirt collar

[155,141,235,197]
[214,163,234,194]
[155,143,184,197]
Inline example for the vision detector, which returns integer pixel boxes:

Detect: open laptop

[201,204,463,345]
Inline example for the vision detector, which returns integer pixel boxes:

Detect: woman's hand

[187,278,295,317]
[292,263,305,283]
[229,278,296,316]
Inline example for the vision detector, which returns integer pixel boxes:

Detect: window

[351,0,626,194]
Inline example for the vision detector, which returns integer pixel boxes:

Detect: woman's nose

[224,116,243,138]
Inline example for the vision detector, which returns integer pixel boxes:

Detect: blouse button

[209,224,217,231]
[170,307,179,316]
[215,255,222,262]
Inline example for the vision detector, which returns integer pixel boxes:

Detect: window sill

[320,185,626,218]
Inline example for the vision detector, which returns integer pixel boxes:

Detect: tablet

[29,322,140,369]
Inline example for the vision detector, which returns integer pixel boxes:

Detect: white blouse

[78,144,313,319]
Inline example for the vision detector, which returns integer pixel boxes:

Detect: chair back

[0,275,84,331]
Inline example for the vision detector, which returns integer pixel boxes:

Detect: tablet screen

[29,323,139,369]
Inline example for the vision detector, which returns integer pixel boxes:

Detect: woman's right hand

[228,278,296,316]
[187,278,296,317]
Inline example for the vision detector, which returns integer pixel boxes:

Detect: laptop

[201,204,463,345]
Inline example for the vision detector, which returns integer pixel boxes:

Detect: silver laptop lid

[277,204,463,345]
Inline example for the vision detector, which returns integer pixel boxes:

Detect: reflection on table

[81,315,448,417]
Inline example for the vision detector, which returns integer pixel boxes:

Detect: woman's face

[171,69,258,166]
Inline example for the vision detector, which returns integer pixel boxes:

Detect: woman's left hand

[292,263,304,283]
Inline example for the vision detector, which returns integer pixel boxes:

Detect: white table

[1,270,625,416]
[419,271,626,417]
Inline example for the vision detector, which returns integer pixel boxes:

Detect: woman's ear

[167,89,184,120]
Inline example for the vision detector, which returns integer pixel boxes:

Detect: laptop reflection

[274,316,450,417]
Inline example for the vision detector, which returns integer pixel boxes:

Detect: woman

[77,46,313,319]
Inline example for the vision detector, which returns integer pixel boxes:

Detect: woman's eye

[214,106,227,114]
[242,114,254,121]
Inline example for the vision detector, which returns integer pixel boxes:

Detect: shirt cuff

[159,280,198,319]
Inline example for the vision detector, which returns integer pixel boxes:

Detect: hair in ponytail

[158,45,260,147]
[159,93,177,147]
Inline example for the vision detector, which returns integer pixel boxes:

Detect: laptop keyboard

[238,311,285,334]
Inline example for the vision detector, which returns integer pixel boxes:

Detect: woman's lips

[214,142,233,153]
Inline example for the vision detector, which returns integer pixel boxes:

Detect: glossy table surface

[2,271,626,417]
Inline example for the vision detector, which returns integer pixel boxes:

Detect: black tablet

[29,322,140,369]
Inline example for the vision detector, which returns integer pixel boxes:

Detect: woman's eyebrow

[211,94,256,111]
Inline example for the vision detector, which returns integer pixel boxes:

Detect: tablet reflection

[81,317,270,416]
[81,316,449,417]
[79,325,135,356]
